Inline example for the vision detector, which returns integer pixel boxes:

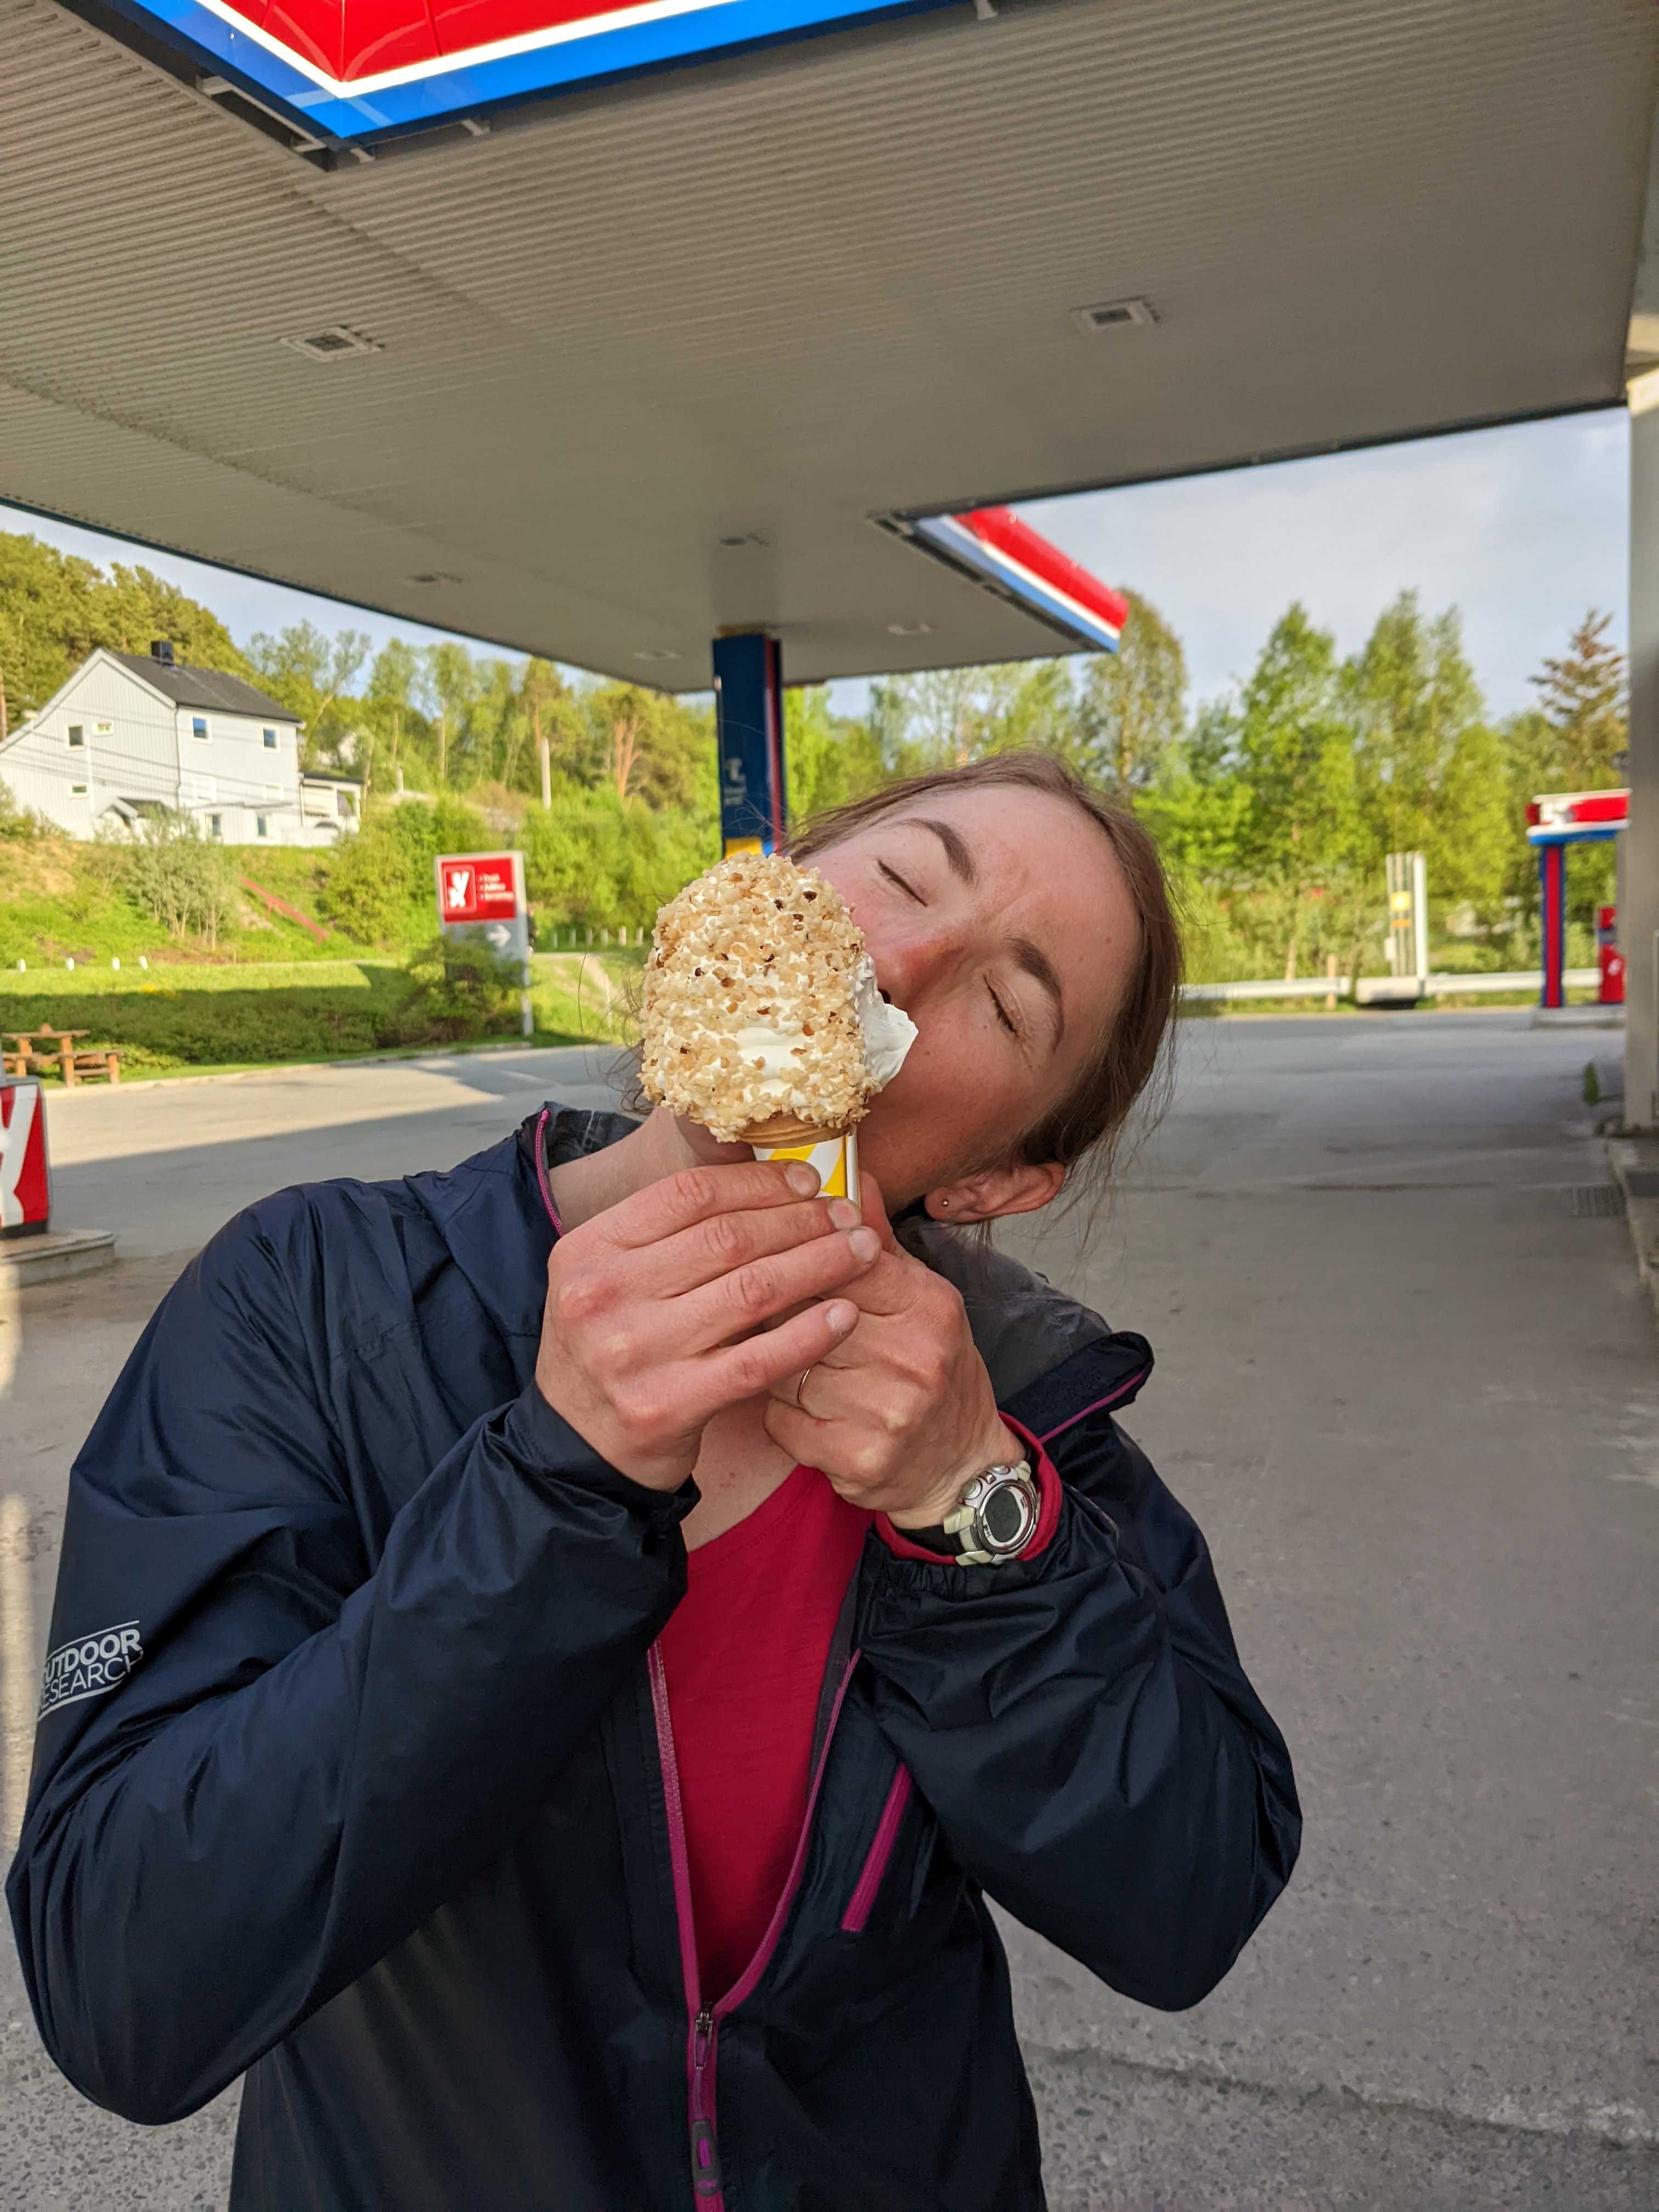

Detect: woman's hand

[763,1173,1019,1527]
[534,1160,881,1491]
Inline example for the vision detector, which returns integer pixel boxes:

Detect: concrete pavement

[2,1014,1657,2207]
[1001,1012,1659,2208]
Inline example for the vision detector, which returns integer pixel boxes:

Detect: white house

[0,641,360,848]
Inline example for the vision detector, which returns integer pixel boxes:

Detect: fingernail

[785,1163,820,1195]
[827,1197,861,1230]
[848,1226,881,1263]
[826,1301,856,1333]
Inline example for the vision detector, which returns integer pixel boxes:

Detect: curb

[1607,1137,1659,1306]
[0,1228,117,1286]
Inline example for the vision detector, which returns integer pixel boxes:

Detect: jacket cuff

[505,1382,698,1528]
[878,1415,1062,1562]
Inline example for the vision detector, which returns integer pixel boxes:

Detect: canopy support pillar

[713,633,786,857]
[1626,392,1659,1122]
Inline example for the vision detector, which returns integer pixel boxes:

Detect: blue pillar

[1538,841,1567,1009]
[714,633,786,855]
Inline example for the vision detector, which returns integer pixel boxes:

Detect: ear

[924,1158,1064,1224]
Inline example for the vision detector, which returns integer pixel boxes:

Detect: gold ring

[794,1365,815,1409]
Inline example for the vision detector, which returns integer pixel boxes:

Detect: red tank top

[656,1465,871,1999]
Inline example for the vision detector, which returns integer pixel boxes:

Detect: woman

[9,753,1299,2211]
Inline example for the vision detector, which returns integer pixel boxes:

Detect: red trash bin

[1598,905,1625,1006]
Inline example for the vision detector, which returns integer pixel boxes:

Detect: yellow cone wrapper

[743,1121,859,1204]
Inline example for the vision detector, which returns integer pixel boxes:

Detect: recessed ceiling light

[633,648,682,662]
[405,571,462,586]
[281,326,381,362]
[887,621,934,636]
[1070,297,1157,335]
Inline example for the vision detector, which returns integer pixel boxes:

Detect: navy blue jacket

[8,1104,1299,2211]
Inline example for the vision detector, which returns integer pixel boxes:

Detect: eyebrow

[1011,934,1066,1049]
[906,816,978,888]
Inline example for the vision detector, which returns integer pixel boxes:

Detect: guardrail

[1181,969,1600,1005]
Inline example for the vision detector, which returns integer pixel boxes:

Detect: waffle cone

[740,1112,849,1146]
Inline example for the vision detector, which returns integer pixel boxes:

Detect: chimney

[150,639,176,665]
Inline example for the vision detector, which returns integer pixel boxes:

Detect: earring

[938,1196,950,1211]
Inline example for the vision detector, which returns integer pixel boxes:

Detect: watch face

[981,1481,1034,1551]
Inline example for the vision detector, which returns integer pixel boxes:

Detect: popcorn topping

[637,851,914,1142]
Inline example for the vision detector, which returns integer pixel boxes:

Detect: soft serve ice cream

[637,853,917,1167]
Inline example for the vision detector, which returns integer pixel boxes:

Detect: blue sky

[1,407,1629,722]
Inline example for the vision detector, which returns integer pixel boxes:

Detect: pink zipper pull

[689,2008,721,2198]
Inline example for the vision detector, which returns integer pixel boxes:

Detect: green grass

[0,837,370,968]
[0,951,641,1077]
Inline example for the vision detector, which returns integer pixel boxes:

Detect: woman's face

[806,785,1140,1215]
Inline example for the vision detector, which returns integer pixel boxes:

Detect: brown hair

[789,751,1181,1206]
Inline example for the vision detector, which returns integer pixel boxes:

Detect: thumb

[856,1167,900,1255]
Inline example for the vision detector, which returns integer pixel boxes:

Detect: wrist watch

[901,1459,1040,1567]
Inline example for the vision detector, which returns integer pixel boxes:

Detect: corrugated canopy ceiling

[0,0,1654,686]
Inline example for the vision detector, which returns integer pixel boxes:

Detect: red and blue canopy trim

[910,508,1128,654]
[97,0,950,141]
[1525,789,1628,847]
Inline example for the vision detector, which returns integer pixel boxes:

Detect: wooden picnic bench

[2,1027,123,1086]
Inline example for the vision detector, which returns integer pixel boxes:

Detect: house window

[66,724,86,748]
[94,720,113,736]
[256,814,269,839]
[188,776,216,804]
[70,782,89,797]
[263,727,278,749]
[337,789,356,818]
[263,783,281,801]
[191,716,211,742]
[208,814,223,840]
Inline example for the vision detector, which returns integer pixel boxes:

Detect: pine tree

[1527,611,1626,791]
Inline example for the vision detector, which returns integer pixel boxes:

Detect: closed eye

[988,984,1019,1037]
[877,860,925,904]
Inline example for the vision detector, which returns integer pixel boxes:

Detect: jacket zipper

[839,1764,913,1934]
[648,1639,861,2209]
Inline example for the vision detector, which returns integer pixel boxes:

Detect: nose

[859,905,964,1012]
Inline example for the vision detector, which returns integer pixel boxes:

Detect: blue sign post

[714,632,787,856]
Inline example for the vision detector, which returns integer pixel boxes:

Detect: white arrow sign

[483,923,512,949]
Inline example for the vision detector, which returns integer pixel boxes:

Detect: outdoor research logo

[38,1622,142,1719]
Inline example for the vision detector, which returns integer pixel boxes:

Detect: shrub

[0,776,48,841]
[125,814,240,948]
[319,798,494,947]
[386,933,521,1045]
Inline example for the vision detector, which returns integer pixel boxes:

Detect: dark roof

[110,652,296,722]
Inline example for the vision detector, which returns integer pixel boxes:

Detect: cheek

[887,1003,1026,1131]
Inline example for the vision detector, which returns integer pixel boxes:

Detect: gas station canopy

[1,0,1655,687]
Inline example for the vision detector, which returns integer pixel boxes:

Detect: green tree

[419,642,477,787]
[245,623,370,767]
[125,813,240,949]
[319,796,493,946]
[868,659,1077,775]
[1344,592,1485,866]
[783,687,887,825]
[1072,589,1188,792]
[1528,611,1626,792]
[1229,605,1359,978]
[0,530,252,736]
